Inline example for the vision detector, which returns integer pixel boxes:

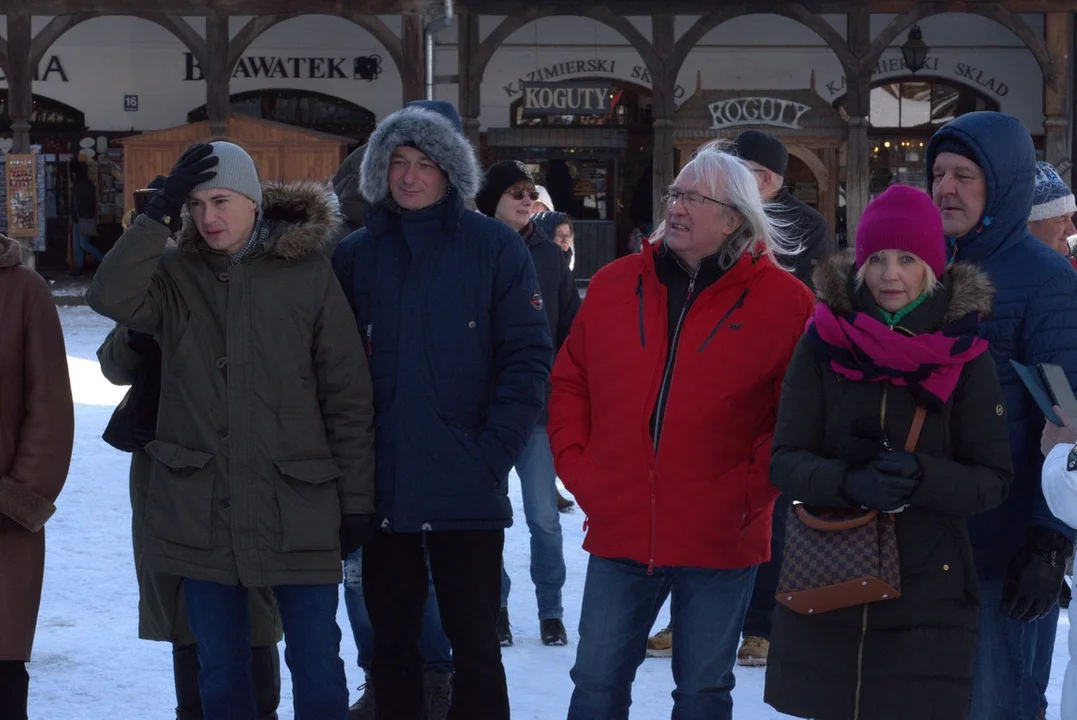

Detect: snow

[28,305,1069,719]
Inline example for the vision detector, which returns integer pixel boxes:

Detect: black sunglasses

[506,188,541,201]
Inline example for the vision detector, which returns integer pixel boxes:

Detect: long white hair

[651,140,803,270]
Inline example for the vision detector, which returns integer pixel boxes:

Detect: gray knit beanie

[192,141,263,206]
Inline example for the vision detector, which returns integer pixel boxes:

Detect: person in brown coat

[0,234,75,720]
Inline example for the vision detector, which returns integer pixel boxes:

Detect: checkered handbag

[775,406,926,616]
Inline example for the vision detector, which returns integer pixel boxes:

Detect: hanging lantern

[902,25,929,74]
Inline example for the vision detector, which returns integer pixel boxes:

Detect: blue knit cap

[1030,161,1075,222]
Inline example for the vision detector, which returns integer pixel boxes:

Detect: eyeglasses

[663,187,737,211]
[506,188,540,201]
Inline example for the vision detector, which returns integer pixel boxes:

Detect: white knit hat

[534,185,555,212]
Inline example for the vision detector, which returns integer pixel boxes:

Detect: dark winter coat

[926,111,1077,581]
[97,326,281,646]
[525,211,581,425]
[332,103,552,533]
[773,187,832,291]
[330,144,369,251]
[0,235,74,662]
[765,251,1014,720]
[86,181,376,587]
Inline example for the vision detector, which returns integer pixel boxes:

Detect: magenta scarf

[804,302,989,406]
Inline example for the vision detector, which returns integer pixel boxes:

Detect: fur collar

[359,106,481,204]
[0,234,21,268]
[177,180,340,260]
[814,248,994,327]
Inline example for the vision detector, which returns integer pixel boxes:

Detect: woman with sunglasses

[476,160,581,649]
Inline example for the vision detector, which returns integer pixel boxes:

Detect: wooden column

[7,13,32,154]
[651,12,677,225]
[401,12,425,103]
[457,11,482,149]
[205,13,230,138]
[1044,12,1070,183]
[844,9,871,240]
[820,146,839,235]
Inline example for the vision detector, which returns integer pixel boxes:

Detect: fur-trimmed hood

[177,180,341,261]
[0,234,21,268]
[359,103,481,204]
[814,248,994,328]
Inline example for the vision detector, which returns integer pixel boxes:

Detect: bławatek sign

[521,82,612,116]
[184,53,382,81]
[708,97,812,130]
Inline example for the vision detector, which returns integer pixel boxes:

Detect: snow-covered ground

[29,305,1069,718]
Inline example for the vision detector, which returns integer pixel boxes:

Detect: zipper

[647,468,657,574]
[652,275,696,455]
[880,384,893,451]
[697,288,749,353]
[852,605,869,720]
[635,274,646,348]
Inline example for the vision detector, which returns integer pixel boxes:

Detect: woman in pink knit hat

[764,185,1015,720]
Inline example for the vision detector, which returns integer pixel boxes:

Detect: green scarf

[877,291,929,327]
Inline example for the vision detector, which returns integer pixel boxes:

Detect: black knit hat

[730,130,789,176]
[476,160,534,217]
[932,138,980,168]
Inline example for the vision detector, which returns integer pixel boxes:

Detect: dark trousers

[741,494,791,640]
[364,529,509,720]
[0,661,28,720]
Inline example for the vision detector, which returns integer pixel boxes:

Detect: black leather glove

[841,454,921,511]
[1001,528,1074,622]
[144,145,218,226]
[870,450,922,480]
[339,514,377,559]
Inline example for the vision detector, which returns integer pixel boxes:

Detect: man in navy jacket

[927,111,1077,720]
[332,100,552,720]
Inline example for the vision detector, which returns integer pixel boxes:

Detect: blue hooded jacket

[926,111,1077,582]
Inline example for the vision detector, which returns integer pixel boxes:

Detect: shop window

[188,89,375,140]
[510,80,653,128]
[0,92,85,131]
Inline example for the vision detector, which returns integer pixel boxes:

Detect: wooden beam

[7,12,31,153]
[1044,12,1070,178]
[453,0,1077,13]
[400,11,424,103]
[0,0,436,13]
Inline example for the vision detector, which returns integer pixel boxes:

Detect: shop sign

[0,55,68,83]
[708,97,812,130]
[822,55,1008,98]
[521,81,612,116]
[184,53,383,82]
[503,58,686,101]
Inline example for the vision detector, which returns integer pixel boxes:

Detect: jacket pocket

[273,458,342,552]
[145,440,215,550]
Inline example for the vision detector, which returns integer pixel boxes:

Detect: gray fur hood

[359,104,481,204]
[178,180,341,261]
[0,234,21,268]
[814,248,994,327]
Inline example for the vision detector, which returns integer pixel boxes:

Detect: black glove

[339,514,377,559]
[144,145,218,226]
[870,450,922,480]
[841,453,921,511]
[1001,528,1074,622]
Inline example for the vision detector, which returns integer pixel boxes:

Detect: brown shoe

[646,627,672,658]
[737,636,769,667]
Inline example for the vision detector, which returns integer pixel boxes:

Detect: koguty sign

[708,97,812,130]
[521,81,613,116]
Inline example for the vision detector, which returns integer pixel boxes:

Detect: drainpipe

[425,0,455,100]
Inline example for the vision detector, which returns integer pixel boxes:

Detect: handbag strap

[905,406,927,452]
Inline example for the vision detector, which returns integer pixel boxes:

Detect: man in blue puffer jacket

[926,111,1077,720]
[331,100,552,720]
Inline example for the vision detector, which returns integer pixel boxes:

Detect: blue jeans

[343,547,453,675]
[568,555,756,720]
[501,426,566,619]
[969,580,1059,719]
[184,579,348,720]
[71,223,103,271]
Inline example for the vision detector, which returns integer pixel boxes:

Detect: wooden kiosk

[672,74,847,232]
[120,114,354,211]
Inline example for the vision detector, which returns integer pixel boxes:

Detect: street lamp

[902,25,929,74]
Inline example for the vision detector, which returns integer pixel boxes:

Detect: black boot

[252,645,281,720]
[0,661,29,720]
[172,644,203,720]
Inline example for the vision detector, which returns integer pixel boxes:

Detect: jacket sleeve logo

[529,291,544,311]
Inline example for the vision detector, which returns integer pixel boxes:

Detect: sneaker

[496,607,513,647]
[737,636,769,667]
[556,489,575,513]
[348,683,376,720]
[424,671,452,720]
[646,627,672,658]
[540,618,569,646]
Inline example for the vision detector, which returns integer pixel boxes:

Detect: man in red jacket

[548,141,814,720]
